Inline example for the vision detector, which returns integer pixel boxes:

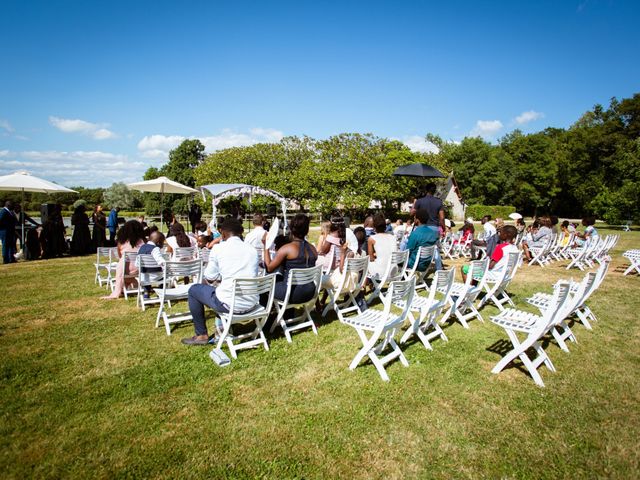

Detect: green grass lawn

[1,229,639,479]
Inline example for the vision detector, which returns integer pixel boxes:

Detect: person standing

[92,204,107,248]
[107,206,120,244]
[410,183,444,269]
[0,201,18,264]
[70,205,92,255]
[188,204,202,233]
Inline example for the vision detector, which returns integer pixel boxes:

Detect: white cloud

[0,150,145,187]
[137,128,285,160]
[514,110,545,125]
[398,135,440,154]
[0,119,15,133]
[470,120,503,138]
[49,116,116,140]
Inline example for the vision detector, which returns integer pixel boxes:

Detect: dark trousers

[188,284,229,336]
[109,229,116,243]
[0,231,16,264]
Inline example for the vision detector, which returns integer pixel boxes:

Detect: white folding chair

[173,246,197,261]
[136,253,165,311]
[526,272,598,351]
[322,256,369,317]
[122,251,139,300]
[154,260,203,335]
[270,265,323,343]
[403,245,435,291]
[528,237,553,267]
[441,258,489,329]
[622,249,640,276]
[399,269,454,350]
[198,247,210,266]
[490,282,572,387]
[94,246,118,288]
[215,274,277,359]
[367,250,409,305]
[337,277,416,381]
[478,251,521,311]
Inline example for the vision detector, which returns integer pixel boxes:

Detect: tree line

[4,93,637,224]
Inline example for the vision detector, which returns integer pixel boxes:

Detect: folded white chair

[478,251,521,311]
[402,245,435,291]
[399,269,454,350]
[270,265,323,343]
[215,274,277,360]
[154,259,202,335]
[337,277,415,381]
[367,250,409,305]
[490,282,572,387]
[441,258,489,329]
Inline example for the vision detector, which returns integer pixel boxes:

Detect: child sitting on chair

[461,225,517,283]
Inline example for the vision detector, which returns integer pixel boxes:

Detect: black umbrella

[392,163,445,178]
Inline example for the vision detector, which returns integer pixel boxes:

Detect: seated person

[166,223,197,258]
[137,231,166,299]
[197,234,212,249]
[318,217,347,273]
[455,221,475,244]
[402,208,439,272]
[522,216,553,261]
[182,218,259,346]
[352,226,367,256]
[485,218,505,258]
[244,213,267,251]
[462,225,518,282]
[470,215,495,259]
[367,213,397,279]
[262,214,318,310]
[575,216,599,246]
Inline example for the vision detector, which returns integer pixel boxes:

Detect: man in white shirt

[182,218,259,345]
[243,213,266,250]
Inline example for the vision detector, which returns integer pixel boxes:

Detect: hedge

[465,204,516,221]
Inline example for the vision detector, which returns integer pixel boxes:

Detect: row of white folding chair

[94,247,119,288]
[622,249,640,276]
[490,282,573,387]
[566,235,617,270]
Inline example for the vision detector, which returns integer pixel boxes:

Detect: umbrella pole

[21,188,25,256]
[160,191,164,231]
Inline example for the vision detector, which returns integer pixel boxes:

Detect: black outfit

[0,207,18,264]
[274,240,318,304]
[71,212,92,255]
[167,221,185,238]
[414,195,443,226]
[188,204,202,233]
[42,213,66,258]
[92,211,107,248]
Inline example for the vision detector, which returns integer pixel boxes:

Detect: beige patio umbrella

[0,171,77,250]
[127,176,198,226]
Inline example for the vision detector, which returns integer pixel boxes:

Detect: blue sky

[1,0,639,187]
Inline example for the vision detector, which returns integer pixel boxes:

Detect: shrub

[465,204,516,221]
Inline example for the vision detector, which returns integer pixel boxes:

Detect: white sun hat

[508,212,523,220]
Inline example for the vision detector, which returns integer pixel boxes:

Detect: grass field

[1,229,639,479]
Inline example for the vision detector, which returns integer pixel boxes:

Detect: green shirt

[406,225,439,271]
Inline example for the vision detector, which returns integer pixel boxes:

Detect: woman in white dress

[367,214,397,279]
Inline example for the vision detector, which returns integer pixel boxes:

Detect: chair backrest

[283,265,323,306]
[467,257,490,291]
[96,247,115,263]
[406,245,435,277]
[539,281,572,333]
[565,271,598,316]
[199,248,210,265]
[335,256,369,295]
[593,259,610,290]
[229,274,276,316]
[381,277,416,326]
[173,246,197,261]
[163,259,202,284]
[380,250,409,284]
[501,251,521,284]
[137,253,161,269]
[431,268,455,306]
[123,252,138,273]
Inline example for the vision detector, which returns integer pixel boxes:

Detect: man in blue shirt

[404,208,439,271]
[106,207,120,243]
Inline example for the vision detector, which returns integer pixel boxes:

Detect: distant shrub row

[465,204,516,221]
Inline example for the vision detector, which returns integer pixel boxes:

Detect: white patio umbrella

[127,176,198,227]
[0,171,77,251]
